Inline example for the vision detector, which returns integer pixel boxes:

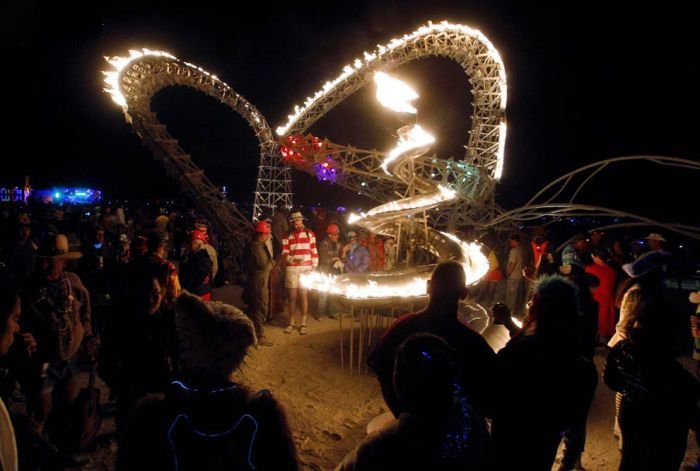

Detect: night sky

[5,0,698,225]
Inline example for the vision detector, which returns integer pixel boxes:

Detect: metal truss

[275,22,507,230]
[281,134,487,229]
[104,52,291,264]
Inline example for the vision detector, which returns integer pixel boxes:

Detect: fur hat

[175,290,256,383]
[622,250,670,278]
[36,233,82,260]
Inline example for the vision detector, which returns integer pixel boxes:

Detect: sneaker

[258,336,274,346]
[284,325,295,334]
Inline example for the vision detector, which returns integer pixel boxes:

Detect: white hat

[645,233,666,242]
[289,212,304,221]
[622,250,670,278]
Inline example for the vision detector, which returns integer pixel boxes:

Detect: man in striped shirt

[282,212,319,335]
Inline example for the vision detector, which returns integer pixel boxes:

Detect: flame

[102,49,177,110]
[300,237,488,300]
[382,124,435,174]
[374,71,419,114]
[275,21,506,141]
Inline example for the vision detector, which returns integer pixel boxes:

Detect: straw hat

[36,233,82,260]
[645,232,666,242]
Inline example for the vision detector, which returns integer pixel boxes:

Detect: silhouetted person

[491,275,592,471]
[0,285,21,471]
[118,291,299,470]
[605,300,700,471]
[368,261,501,420]
[338,333,491,470]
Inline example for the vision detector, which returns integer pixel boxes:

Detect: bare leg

[288,288,298,326]
[300,287,308,327]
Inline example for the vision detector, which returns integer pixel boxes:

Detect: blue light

[167,412,259,470]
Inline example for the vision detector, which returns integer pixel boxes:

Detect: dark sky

[5,0,698,224]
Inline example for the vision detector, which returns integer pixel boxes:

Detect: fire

[301,237,488,301]
[102,49,177,109]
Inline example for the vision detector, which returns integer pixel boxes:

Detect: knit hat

[255,221,271,233]
[175,290,256,383]
[191,229,207,242]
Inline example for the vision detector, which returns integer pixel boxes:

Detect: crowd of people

[0,199,698,470]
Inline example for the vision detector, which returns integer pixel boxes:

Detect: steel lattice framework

[276,21,507,229]
[103,50,291,259]
[103,22,507,264]
[279,135,487,229]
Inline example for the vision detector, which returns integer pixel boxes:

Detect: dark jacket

[179,249,213,296]
[368,311,501,420]
[118,381,299,471]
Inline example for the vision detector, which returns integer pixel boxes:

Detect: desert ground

[63,284,697,470]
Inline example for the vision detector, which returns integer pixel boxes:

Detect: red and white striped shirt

[282,228,318,270]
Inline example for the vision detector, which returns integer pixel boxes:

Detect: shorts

[285,268,312,289]
[40,358,80,395]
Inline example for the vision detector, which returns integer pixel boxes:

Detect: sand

[69,284,697,470]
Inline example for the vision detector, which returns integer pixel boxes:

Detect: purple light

[313,156,339,183]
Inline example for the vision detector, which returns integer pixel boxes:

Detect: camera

[491,302,510,324]
[492,302,508,312]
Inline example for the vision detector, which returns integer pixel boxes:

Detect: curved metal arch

[525,155,700,207]
[103,50,289,259]
[105,51,275,154]
[483,155,700,240]
[276,21,507,187]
